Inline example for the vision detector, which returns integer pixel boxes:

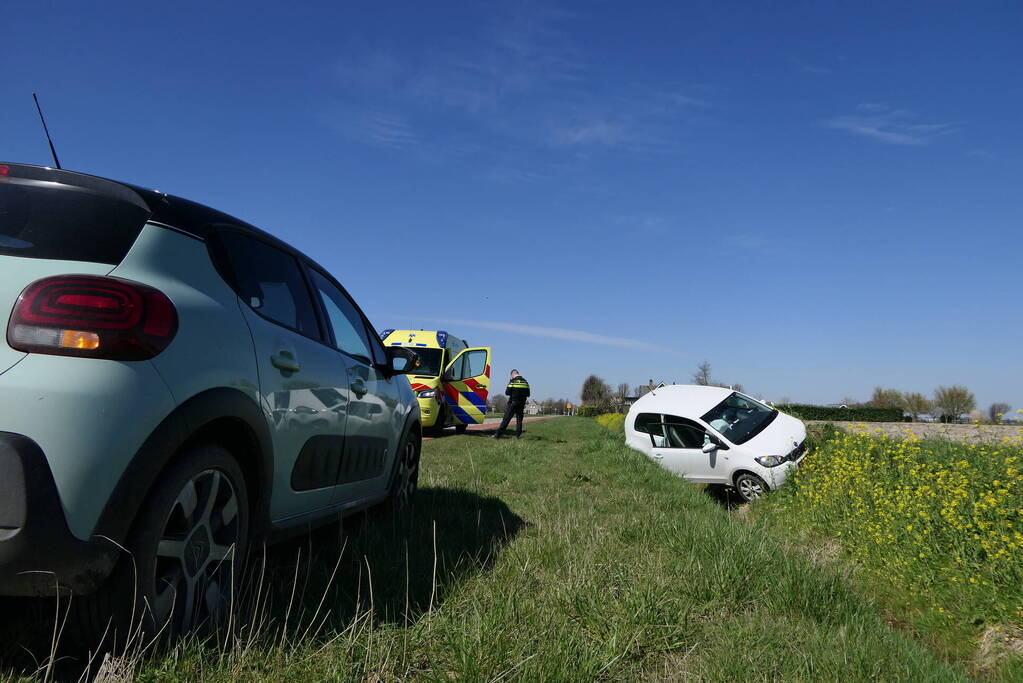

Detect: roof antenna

[32,93,62,169]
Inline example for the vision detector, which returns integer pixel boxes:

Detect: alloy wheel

[394,438,420,509]
[736,474,766,501]
[150,469,241,631]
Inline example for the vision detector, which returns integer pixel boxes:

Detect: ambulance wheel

[455,424,468,434]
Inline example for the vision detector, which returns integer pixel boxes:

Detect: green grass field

[1,419,985,681]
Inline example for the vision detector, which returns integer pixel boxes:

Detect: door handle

[270,351,300,373]
[652,454,664,460]
[351,377,367,398]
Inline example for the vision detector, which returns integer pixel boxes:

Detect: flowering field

[594,412,625,432]
[768,425,1023,630]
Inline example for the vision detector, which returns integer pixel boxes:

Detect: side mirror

[387,347,419,375]
[701,442,717,454]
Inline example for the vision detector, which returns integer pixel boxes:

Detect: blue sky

[4,1,1022,409]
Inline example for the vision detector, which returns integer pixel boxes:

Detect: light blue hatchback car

[0,162,422,639]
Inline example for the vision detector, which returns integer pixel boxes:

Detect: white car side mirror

[701,442,717,454]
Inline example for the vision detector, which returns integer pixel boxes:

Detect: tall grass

[1,420,969,681]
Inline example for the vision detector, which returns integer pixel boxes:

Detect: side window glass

[446,353,465,381]
[634,413,662,435]
[364,321,386,366]
[664,423,705,449]
[635,413,669,446]
[308,269,372,362]
[463,349,487,378]
[218,232,320,338]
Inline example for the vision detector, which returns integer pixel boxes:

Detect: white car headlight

[754,455,788,468]
[417,389,437,399]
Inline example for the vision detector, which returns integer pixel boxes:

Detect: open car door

[441,347,491,425]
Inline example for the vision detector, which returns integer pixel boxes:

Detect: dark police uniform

[494,375,530,439]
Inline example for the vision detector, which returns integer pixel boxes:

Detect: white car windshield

[701,392,777,444]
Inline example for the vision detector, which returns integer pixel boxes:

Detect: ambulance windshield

[409,348,444,377]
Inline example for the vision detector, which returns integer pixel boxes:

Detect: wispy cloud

[321,108,420,150]
[966,148,995,160]
[826,103,953,146]
[328,7,709,165]
[722,232,770,251]
[794,59,833,75]
[543,88,707,153]
[550,119,630,147]
[362,112,418,149]
[483,165,551,184]
[392,316,683,355]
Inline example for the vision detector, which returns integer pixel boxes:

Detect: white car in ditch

[625,385,806,501]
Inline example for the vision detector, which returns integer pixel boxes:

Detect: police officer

[491,369,530,439]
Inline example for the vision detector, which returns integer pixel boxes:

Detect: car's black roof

[2,162,302,259]
[2,162,392,347]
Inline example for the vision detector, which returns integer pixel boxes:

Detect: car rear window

[0,178,150,264]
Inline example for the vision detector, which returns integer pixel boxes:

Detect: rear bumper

[0,432,117,596]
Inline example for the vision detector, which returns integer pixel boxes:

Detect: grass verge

[3,419,970,681]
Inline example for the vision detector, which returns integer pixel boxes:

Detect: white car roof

[628,384,735,420]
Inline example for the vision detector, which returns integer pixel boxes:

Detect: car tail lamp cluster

[7,275,178,360]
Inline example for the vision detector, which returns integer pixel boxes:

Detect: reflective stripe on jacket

[505,376,530,403]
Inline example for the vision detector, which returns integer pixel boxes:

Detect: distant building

[525,400,541,415]
[635,379,664,397]
[622,379,668,410]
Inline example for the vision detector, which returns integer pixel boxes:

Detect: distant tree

[933,385,976,423]
[903,393,931,421]
[840,396,861,407]
[692,361,713,386]
[989,402,1011,424]
[581,375,612,409]
[491,394,508,414]
[612,383,630,412]
[778,396,793,405]
[730,383,744,393]
[869,387,905,409]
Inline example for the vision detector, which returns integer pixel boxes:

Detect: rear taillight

[7,275,178,360]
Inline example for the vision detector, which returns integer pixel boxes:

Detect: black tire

[455,424,468,434]
[387,430,421,512]
[734,472,769,502]
[73,445,249,651]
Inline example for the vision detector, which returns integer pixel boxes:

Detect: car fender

[91,387,274,546]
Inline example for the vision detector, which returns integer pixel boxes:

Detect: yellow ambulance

[379,329,492,435]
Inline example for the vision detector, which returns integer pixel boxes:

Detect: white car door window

[653,416,719,482]
[634,412,666,447]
